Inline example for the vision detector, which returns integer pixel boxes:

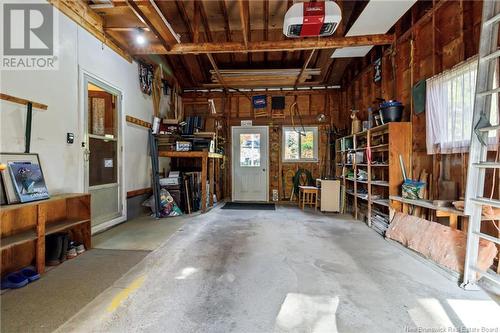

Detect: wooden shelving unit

[158,151,224,213]
[1,194,91,276]
[336,123,412,229]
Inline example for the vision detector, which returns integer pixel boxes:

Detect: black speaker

[272,96,285,109]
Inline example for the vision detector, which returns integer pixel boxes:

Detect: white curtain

[426,57,498,154]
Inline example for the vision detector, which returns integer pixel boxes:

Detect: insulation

[386,212,498,274]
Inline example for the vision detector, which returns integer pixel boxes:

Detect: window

[282,127,318,162]
[426,57,498,154]
[240,133,260,167]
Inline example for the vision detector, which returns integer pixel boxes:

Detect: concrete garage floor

[56,206,500,333]
[1,213,189,333]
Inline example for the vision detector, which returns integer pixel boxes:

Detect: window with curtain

[282,127,319,162]
[426,57,498,154]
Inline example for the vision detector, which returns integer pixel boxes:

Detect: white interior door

[232,126,269,202]
[83,75,123,228]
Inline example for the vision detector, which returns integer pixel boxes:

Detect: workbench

[389,195,468,230]
[159,151,224,212]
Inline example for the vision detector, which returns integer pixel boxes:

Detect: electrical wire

[289,101,306,136]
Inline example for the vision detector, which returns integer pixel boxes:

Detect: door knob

[262,168,266,172]
[83,148,90,162]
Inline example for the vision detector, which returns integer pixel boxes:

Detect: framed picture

[0,153,49,204]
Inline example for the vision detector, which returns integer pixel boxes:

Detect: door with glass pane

[232,126,269,201]
[84,79,122,227]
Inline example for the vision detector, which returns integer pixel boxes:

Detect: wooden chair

[299,186,319,210]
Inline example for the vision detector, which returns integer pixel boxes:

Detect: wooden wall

[339,0,483,200]
[182,90,343,200]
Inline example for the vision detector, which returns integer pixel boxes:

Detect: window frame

[282,126,319,163]
[239,133,261,167]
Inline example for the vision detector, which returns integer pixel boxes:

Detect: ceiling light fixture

[135,28,146,46]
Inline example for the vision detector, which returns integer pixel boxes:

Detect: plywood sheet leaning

[386,212,497,275]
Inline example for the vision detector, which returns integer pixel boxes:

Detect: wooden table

[159,151,224,213]
[390,195,468,230]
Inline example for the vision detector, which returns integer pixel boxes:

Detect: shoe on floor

[75,244,86,255]
[46,233,64,266]
[67,247,77,259]
[1,273,28,290]
[18,267,40,282]
[59,234,69,263]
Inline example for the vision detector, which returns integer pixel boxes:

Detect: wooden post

[209,157,215,207]
[215,158,221,201]
[201,154,208,212]
[36,205,46,274]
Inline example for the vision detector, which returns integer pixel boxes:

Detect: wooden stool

[299,186,319,210]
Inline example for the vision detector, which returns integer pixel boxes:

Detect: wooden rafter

[174,0,193,39]
[282,0,294,64]
[198,1,213,43]
[125,0,171,51]
[133,34,395,55]
[295,49,316,88]
[207,54,227,92]
[193,0,200,43]
[263,0,269,63]
[219,0,235,63]
[173,0,208,83]
[238,0,249,49]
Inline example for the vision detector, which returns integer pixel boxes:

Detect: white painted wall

[0,10,154,203]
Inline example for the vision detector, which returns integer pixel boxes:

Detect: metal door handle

[263,168,266,172]
[84,148,90,162]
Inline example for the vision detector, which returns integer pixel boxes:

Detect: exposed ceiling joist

[148,0,180,44]
[238,0,250,49]
[124,0,171,51]
[174,0,193,40]
[193,0,201,43]
[131,34,394,55]
[295,49,316,88]
[206,54,228,91]
[263,0,269,63]
[219,0,235,63]
[198,1,213,43]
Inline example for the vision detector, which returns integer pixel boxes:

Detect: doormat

[221,202,276,210]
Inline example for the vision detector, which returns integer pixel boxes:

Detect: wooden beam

[105,27,150,32]
[282,0,294,64]
[126,115,151,128]
[193,0,200,43]
[198,1,213,43]
[173,0,208,83]
[295,49,316,87]
[219,0,235,63]
[263,0,269,63]
[238,0,249,49]
[47,0,132,62]
[0,93,47,110]
[147,34,394,55]
[175,0,193,40]
[149,0,181,44]
[127,187,152,198]
[207,54,227,91]
[125,0,171,51]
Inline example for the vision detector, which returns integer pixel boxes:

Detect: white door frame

[80,70,125,234]
[231,125,269,202]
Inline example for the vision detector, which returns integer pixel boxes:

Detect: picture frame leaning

[0,153,49,204]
